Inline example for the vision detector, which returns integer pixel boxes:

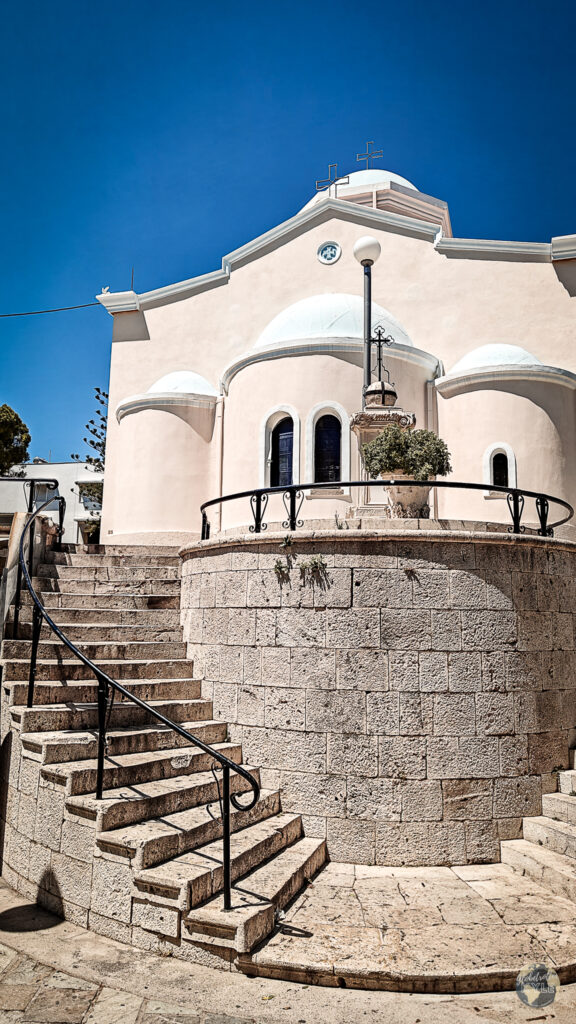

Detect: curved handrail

[17,499,260,907]
[200,479,574,538]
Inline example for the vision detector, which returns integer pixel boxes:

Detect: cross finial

[356,141,383,170]
[315,163,350,199]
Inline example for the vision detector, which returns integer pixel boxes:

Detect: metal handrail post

[254,493,262,533]
[57,497,65,551]
[289,487,297,531]
[222,764,231,910]
[96,672,108,800]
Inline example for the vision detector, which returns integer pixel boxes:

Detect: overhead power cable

[0,302,100,318]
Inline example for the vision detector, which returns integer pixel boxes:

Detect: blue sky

[1,0,575,461]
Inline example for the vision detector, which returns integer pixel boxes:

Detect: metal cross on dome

[356,141,383,169]
[315,163,350,199]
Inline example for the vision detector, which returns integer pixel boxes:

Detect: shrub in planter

[362,424,452,481]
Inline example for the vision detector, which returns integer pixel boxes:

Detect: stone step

[21,719,227,764]
[43,740,242,795]
[38,564,181,582]
[32,577,181,596]
[40,624,184,643]
[501,837,576,902]
[47,552,180,567]
[8,678,200,707]
[134,812,303,913]
[542,792,576,826]
[13,696,213,733]
[7,617,183,641]
[558,770,576,795]
[66,763,260,831]
[2,657,194,682]
[3,639,187,661]
[61,543,181,556]
[98,788,281,870]
[184,837,327,955]
[523,814,576,859]
[35,593,180,610]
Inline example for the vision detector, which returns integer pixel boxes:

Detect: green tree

[0,404,31,475]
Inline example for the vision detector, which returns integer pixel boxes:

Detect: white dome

[303,168,418,210]
[147,371,217,396]
[450,344,543,374]
[254,294,413,350]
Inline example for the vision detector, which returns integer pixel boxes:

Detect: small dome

[147,371,217,396]
[254,294,413,350]
[303,168,418,210]
[450,344,542,374]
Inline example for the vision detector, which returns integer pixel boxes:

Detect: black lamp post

[353,236,382,407]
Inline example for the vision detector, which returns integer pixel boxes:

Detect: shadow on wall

[0,731,11,873]
[554,260,576,297]
[0,870,62,932]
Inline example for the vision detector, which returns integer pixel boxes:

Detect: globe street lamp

[353,236,381,407]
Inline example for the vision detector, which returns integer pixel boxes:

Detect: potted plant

[362,424,452,516]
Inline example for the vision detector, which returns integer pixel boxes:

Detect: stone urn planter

[362,424,452,519]
[384,471,433,518]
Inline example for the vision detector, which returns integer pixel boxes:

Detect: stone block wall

[180,530,576,866]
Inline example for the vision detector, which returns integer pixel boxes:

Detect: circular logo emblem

[515,963,560,1007]
[317,241,341,265]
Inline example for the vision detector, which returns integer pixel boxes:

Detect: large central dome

[302,168,418,210]
[254,293,413,349]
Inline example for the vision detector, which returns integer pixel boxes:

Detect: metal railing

[17,498,260,910]
[200,479,574,539]
[0,477,61,638]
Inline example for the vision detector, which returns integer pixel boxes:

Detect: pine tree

[0,404,31,475]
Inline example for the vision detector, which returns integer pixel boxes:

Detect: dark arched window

[314,414,341,483]
[270,417,293,486]
[492,451,509,488]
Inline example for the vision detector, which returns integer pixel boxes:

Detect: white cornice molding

[116,391,218,422]
[436,364,576,398]
[551,234,576,261]
[220,338,441,395]
[435,237,551,262]
[96,200,441,314]
[96,201,568,316]
[96,290,141,315]
[221,199,440,273]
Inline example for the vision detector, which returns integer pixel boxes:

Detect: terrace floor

[2,868,576,1023]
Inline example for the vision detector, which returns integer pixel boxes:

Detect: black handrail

[0,477,60,637]
[200,479,574,539]
[17,499,259,911]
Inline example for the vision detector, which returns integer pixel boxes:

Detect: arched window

[314,414,341,483]
[492,451,509,488]
[482,442,517,495]
[270,417,293,486]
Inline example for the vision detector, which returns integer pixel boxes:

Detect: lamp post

[353,236,381,407]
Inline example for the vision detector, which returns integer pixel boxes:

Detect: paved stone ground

[245,861,576,991]
[2,875,576,1023]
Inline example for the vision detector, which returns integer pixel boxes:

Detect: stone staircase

[502,758,576,901]
[1,544,326,967]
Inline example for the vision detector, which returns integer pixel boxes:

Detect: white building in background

[0,460,103,543]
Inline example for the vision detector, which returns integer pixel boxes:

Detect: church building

[97,162,576,544]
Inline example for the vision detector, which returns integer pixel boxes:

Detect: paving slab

[245,860,576,992]
[3,874,576,1022]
